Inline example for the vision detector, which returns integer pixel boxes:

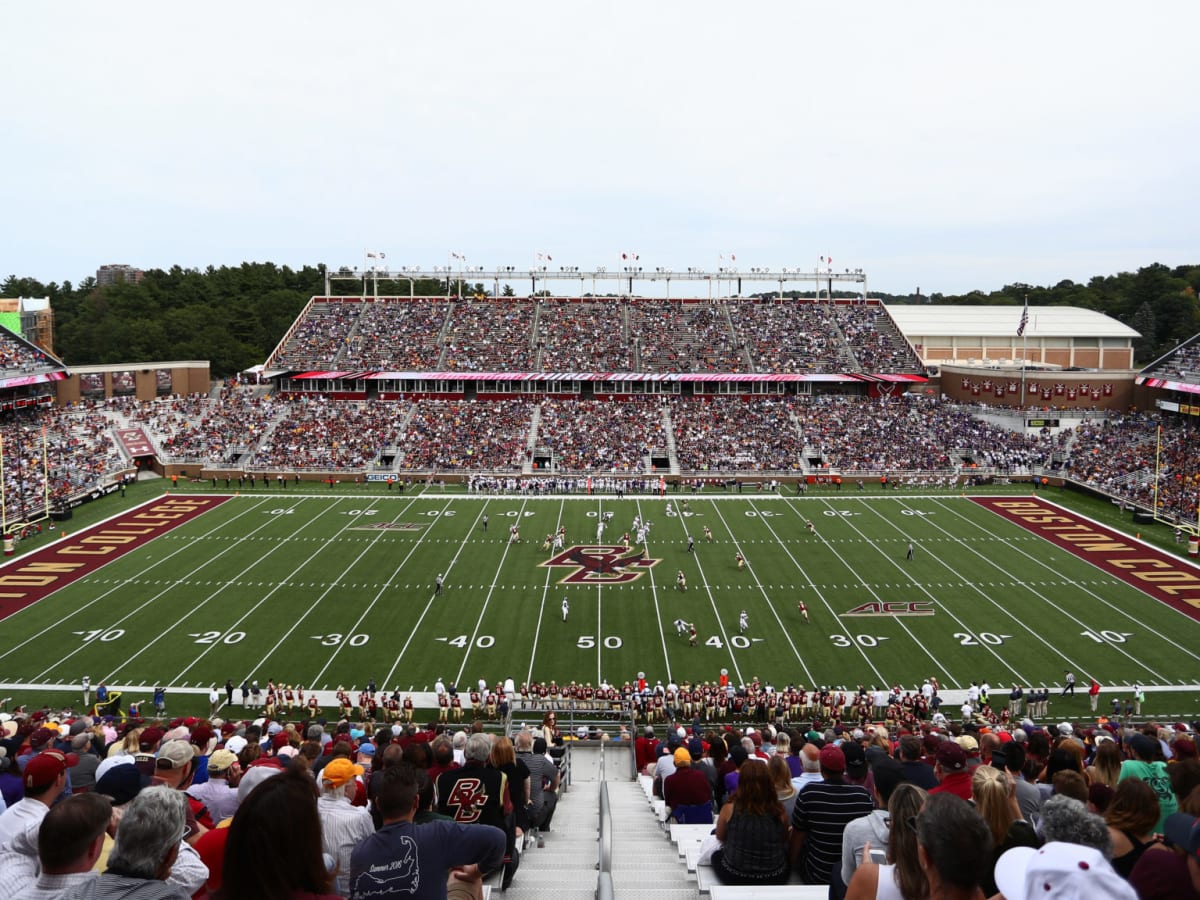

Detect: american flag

[1017,301,1029,337]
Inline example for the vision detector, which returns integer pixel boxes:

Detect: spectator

[914,793,994,900]
[929,742,972,801]
[711,758,790,885]
[513,730,559,844]
[85,785,193,899]
[790,743,873,884]
[186,749,240,825]
[767,756,798,821]
[1038,794,1112,856]
[973,763,1039,895]
[0,748,75,853]
[350,763,505,900]
[994,841,1138,900]
[840,756,906,889]
[844,782,928,900]
[219,766,338,900]
[9,792,110,898]
[1105,777,1162,878]
[664,746,713,818]
[1120,732,1177,832]
[317,758,374,897]
[487,736,527,891]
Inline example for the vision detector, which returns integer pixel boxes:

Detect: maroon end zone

[971,496,1200,622]
[0,495,228,621]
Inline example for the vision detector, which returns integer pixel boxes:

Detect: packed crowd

[0,331,54,373]
[339,300,449,371]
[640,710,1199,898]
[0,407,124,522]
[1068,413,1200,522]
[729,302,854,373]
[120,388,285,465]
[267,296,930,376]
[400,399,534,471]
[0,702,565,898]
[248,400,404,471]
[671,396,806,472]
[441,300,538,371]
[535,398,667,472]
[796,395,1066,472]
[271,301,364,371]
[832,303,920,374]
[628,300,749,373]
[534,299,630,371]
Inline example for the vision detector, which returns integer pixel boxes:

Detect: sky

[2,1,1197,297]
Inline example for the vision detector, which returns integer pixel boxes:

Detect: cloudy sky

[2,1,1195,295]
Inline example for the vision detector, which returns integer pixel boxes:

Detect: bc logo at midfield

[541,545,661,584]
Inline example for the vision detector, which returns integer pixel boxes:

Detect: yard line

[526,500,568,687]
[167,497,394,684]
[806,498,978,685]
[309,496,454,688]
[453,499,533,685]
[0,497,269,668]
[765,499,889,686]
[28,497,286,681]
[633,499,677,684]
[246,495,445,691]
[714,500,814,684]
[377,500,479,690]
[930,497,1195,674]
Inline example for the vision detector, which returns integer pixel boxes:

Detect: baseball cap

[357,742,376,757]
[673,747,691,767]
[1163,813,1200,860]
[224,735,248,756]
[840,740,867,776]
[1057,722,1074,736]
[29,727,57,750]
[138,726,165,751]
[994,842,1138,900]
[955,734,979,754]
[321,758,365,789]
[818,744,846,772]
[24,749,80,789]
[237,764,283,803]
[156,740,195,771]
[936,742,967,772]
[208,749,238,772]
[96,763,151,805]
[688,737,704,758]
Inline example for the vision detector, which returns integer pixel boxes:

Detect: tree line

[1,261,1197,377]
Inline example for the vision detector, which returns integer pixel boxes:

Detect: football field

[1,489,1199,708]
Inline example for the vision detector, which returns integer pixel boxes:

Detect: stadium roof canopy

[886,305,1139,339]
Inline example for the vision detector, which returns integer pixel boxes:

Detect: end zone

[970,496,1200,622]
[0,495,229,621]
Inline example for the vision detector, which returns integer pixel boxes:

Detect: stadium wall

[55,361,211,403]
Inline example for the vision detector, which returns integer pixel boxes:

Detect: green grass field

[2,487,1199,724]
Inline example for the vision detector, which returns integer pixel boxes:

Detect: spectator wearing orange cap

[318,757,374,897]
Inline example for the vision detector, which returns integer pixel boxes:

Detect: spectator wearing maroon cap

[790,743,873,884]
[929,742,972,801]
[17,726,58,774]
[0,748,77,853]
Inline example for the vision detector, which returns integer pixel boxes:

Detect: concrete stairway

[497,779,598,900]
[606,780,697,900]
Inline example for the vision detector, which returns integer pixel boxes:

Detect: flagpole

[1018,294,1029,408]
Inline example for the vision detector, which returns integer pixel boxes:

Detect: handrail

[597,782,613,900]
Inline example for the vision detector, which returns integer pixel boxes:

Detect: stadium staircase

[523,405,543,475]
[499,741,695,900]
[661,407,681,475]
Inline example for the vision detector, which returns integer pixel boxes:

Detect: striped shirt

[791,779,873,884]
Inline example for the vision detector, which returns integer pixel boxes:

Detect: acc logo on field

[541,545,661,584]
[843,601,934,616]
[351,522,425,531]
